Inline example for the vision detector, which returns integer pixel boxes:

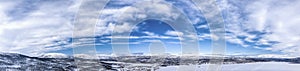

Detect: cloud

[196,25,208,29]
[6,0,299,57]
[198,34,211,40]
[0,0,144,56]
[219,0,300,56]
[0,0,201,56]
[95,0,184,36]
[141,39,163,43]
[0,0,79,56]
[165,30,184,36]
[110,22,134,34]
[104,35,179,40]
[142,31,156,36]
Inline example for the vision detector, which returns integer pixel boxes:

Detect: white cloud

[104,35,179,40]
[110,22,134,34]
[142,31,156,36]
[225,34,249,47]
[196,25,208,29]
[210,33,220,41]
[220,0,300,56]
[141,39,162,43]
[99,39,110,43]
[109,42,141,45]
[0,0,188,56]
[6,0,300,57]
[165,30,184,36]
[0,0,79,56]
[105,35,140,39]
[198,34,211,40]
[95,0,183,36]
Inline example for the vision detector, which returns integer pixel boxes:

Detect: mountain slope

[0,53,76,71]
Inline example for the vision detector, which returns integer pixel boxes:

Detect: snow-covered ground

[157,62,300,71]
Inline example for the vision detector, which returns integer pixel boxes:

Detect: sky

[0,0,299,57]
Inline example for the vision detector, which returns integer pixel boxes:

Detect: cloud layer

[219,0,300,56]
[1,0,300,56]
[0,0,78,56]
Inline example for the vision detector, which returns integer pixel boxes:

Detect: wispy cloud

[0,0,79,56]
[219,0,300,56]
[165,30,184,36]
[2,0,299,57]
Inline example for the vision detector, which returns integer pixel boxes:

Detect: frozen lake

[157,62,300,71]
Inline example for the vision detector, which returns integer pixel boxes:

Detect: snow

[73,54,98,59]
[101,61,125,64]
[255,54,296,58]
[0,65,21,68]
[157,62,300,71]
[40,53,68,58]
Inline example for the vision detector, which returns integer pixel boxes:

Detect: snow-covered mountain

[73,54,99,59]
[0,53,76,71]
[40,53,69,58]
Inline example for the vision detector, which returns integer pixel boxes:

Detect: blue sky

[54,19,278,55]
[91,19,278,55]
[0,0,300,57]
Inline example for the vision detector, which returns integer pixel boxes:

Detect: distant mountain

[73,54,99,59]
[0,53,76,71]
[40,53,69,58]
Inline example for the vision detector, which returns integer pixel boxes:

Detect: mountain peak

[40,53,68,58]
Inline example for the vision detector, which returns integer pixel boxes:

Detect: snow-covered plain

[157,62,300,71]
